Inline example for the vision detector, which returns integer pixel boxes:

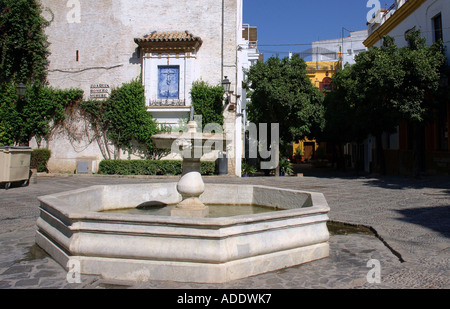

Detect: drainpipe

[221,0,225,82]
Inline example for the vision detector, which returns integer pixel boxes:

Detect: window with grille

[432,13,443,43]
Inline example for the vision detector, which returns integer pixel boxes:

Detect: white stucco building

[37,0,247,176]
[311,30,368,67]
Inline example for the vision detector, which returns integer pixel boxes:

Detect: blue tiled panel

[158,66,180,99]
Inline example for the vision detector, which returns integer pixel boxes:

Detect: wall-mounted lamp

[222,76,236,110]
[16,83,26,99]
[222,76,231,95]
[222,76,232,109]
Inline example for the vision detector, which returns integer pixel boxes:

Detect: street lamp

[16,83,26,99]
[222,76,231,107]
[222,76,231,94]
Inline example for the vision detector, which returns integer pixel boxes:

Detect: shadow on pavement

[291,163,450,191]
[396,205,450,239]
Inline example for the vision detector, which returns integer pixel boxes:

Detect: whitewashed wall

[38,0,243,175]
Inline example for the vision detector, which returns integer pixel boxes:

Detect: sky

[243,0,395,60]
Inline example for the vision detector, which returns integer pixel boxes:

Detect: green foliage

[30,148,51,172]
[0,83,83,145]
[323,30,446,174]
[99,160,216,176]
[241,160,257,176]
[321,65,366,145]
[22,85,83,143]
[245,54,325,145]
[279,158,293,175]
[200,161,216,175]
[328,30,446,138]
[191,81,224,129]
[395,31,446,123]
[0,82,18,145]
[0,0,50,84]
[82,79,159,157]
[0,1,79,146]
[0,122,8,145]
[294,145,304,156]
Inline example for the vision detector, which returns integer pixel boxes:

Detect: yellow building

[292,138,319,163]
[292,60,340,161]
[305,60,340,91]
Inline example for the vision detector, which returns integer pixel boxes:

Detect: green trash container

[0,146,32,189]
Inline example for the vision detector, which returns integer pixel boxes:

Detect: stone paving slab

[0,171,449,289]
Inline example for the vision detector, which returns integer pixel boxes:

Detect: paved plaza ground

[0,166,449,289]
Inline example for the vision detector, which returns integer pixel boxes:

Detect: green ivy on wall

[0,0,50,85]
[191,81,225,129]
[81,78,160,158]
[0,83,83,146]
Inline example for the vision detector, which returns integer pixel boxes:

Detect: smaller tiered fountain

[151,120,227,217]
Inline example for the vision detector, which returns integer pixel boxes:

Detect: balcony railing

[368,2,399,35]
[149,99,186,107]
[306,65,336,73]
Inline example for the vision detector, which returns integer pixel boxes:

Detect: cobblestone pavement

[0,168,449,289]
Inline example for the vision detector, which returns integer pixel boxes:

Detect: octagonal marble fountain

[35,122,330,283]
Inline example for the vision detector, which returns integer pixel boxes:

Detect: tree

[0,0,50,85]
[348,36,404,173]
[395,31,446,175]
[246,54,325,156]
[321,64,365,170]
[324,30,446,175]
[190,80,224,129]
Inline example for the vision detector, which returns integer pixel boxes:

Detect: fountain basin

[36,183,330,283]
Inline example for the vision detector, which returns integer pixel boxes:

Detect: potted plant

[294,146,304,163]
[279,158,294,176]
[241,161,257,177]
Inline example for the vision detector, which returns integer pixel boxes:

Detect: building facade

[364,0,450,174]
[305,61,339,91]
[37,0,246,176]
[312,30,368,67]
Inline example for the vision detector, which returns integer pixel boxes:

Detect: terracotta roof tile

[135,31,201,43]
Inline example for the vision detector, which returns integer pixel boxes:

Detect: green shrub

[241,161,257,176]
[279,158,294,176]
[30,148,51,172]
[191,81,224,129]
[98,160,216,176]
[200,161,216,175]
[0,83,83,146]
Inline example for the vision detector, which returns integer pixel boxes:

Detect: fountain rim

[37,183,330,227]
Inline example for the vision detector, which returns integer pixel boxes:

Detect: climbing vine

[0,83,83,146]
[0,0,50,85]
[81,78,160,158]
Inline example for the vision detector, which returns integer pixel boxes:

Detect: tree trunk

[412,122,426,178]
[375,133,386,175]
[339,143,346,172]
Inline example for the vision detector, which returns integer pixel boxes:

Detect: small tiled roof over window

[134,31,203,53]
